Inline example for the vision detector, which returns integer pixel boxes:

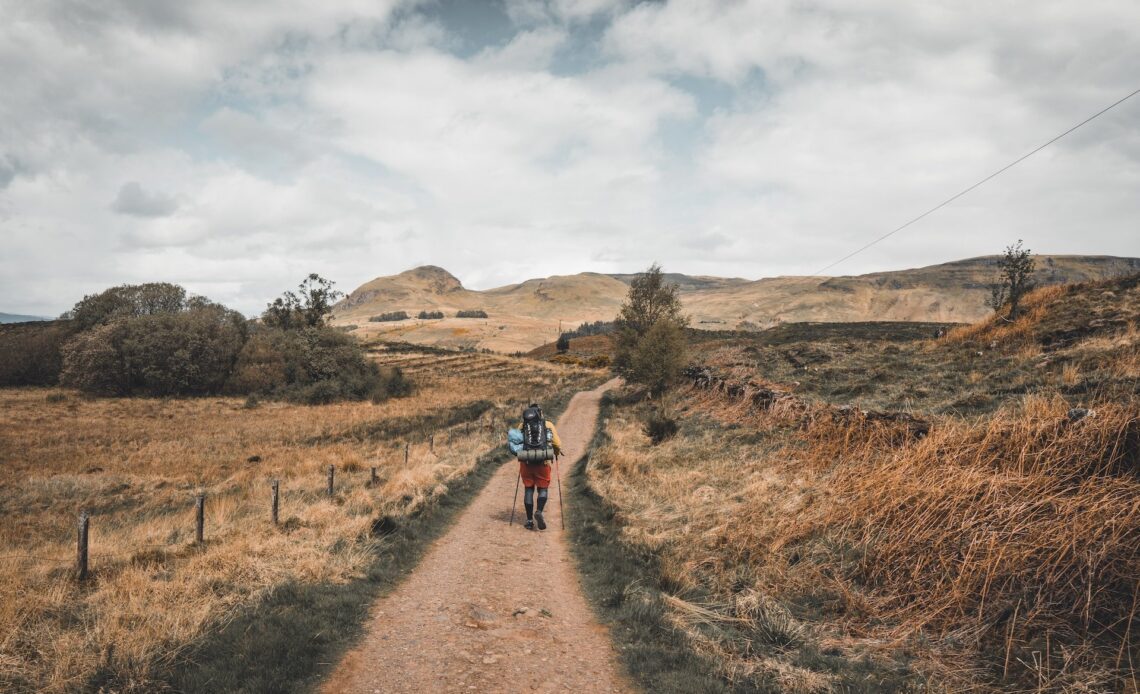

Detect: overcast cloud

[1,0,1138,316]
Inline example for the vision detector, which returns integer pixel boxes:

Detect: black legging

[523,487,549,520]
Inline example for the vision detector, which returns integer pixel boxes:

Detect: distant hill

[0,312,48,324]
[332,256,1140,352]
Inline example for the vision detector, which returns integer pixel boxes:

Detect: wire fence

[2,414,510,579]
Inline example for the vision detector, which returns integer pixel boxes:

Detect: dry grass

[585,276,1140,691]
[0,350,606,693]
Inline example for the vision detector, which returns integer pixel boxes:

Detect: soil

[321,378,634,693]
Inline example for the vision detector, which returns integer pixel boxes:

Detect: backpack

[521,406,548,451]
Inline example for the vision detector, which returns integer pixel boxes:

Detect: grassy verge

[568,393,926,693]
[566,393,735,693]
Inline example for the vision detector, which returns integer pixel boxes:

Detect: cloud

[1,0,1138,317]
[112,181,179,217]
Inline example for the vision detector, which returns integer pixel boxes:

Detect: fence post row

[195,493,205,544]
[76,511,89,581]
[69,433,487,570]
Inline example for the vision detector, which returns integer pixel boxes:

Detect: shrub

[456,309,488,318]
[226,326,389,404]
[556,333,571,353]
[373,367,413,402]
[0,322,73,386]
[643,411,679,444]
[59,323,128,395]
[586,354,611,369]
[417,310,444,320]
[369,311,409,322]
[60,305,247,396]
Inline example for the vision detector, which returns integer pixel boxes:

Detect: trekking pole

[509,471,521,526]
[554,453,565,530]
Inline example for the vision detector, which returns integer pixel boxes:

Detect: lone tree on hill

[263,274,343,330]
[613,263,689,394]
[986,240,1036,320]
[556,332,571,353]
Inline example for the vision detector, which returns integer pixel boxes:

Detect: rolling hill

[0,312,48,324]
[331,256,1140,352]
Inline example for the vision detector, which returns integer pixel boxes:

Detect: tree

[556,332,571,353]
[60,302,247,396]
[262,274,343,330]
[612,263,689,394]
[67,283,188,330]
[986,240,1036,320]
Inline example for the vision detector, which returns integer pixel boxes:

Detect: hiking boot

[535,510,546,530]
[524,519,535,530]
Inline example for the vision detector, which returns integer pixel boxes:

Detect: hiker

[508,404,562,530]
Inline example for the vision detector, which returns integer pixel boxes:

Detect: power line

[812,87,1140,276]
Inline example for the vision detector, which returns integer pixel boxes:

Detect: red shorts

[519,461,552,489]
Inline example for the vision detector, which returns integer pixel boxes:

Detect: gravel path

[321,379,633,694]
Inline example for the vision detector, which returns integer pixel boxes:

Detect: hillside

[582,274,1140,691]
[332,256,1140,352]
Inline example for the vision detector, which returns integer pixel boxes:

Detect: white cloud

[0,0,1137,316]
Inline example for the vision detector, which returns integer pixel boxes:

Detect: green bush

[226,326,399,404]
[417,310,444,320]
[455,309,488,318]
[369,311,409,322]
[0,322,73,386]
[60,305,247,396]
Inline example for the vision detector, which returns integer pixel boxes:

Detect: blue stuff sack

[507,427,524,455]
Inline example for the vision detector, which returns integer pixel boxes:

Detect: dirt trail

[322,379,633,694]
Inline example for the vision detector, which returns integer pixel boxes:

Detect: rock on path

[321,379,633,694]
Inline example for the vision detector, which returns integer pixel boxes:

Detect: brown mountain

[332,256,1140,352]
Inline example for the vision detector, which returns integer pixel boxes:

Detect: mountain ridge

[332,255,1140,352]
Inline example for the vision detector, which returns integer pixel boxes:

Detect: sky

[2,0,1138,317]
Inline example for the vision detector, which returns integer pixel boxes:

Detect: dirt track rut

[321,378,633,693]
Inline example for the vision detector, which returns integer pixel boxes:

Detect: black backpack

[521,406,548,451]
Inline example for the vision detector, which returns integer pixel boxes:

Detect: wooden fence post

[195,493,205,544]
[76,511,89,581]
[271,480,279,525]
[327,465,335,497]
[429,434,434,453]
[370,467,378,486]
[404,442,409,466]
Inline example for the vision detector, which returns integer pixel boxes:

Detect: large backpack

[521,405,548,451]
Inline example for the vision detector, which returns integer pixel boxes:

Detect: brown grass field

[0,348,605,692]
[583,275,1140,692]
